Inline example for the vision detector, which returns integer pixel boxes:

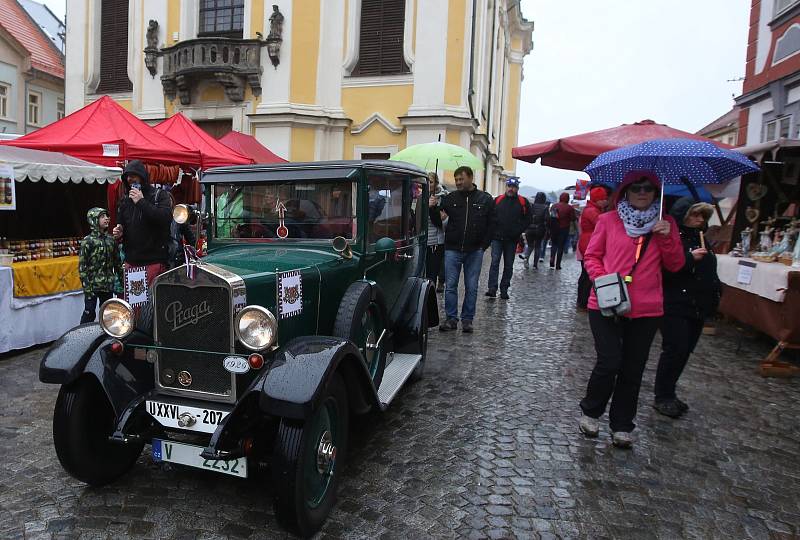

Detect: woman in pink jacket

[579,170,686,448]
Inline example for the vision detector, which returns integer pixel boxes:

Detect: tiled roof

[0,0,64,79]
[697,107,739,137]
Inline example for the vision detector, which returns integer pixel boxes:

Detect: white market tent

[0,145,121,183]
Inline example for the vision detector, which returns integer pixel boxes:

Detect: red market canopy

[512,119,733,171]
[154,113,254,168]
[218,131,287,164]
[1,95,201,167]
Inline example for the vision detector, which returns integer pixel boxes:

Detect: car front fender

[40,324,154,417]
[254,336,378,420]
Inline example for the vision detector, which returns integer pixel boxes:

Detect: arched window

[352,0,410,77]
[96,0,132,93]
[199,0,245,38]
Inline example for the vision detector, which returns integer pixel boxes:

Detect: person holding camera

[578,170,685,448]
[112,160,173,283]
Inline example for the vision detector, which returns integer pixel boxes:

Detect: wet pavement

[1,255,799,539]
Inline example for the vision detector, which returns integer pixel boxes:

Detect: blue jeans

[444,249,484,321]
[487,239,517,292]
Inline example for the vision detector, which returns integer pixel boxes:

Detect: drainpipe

[486,0,497,140]
[484,0,498,193]
[467,0,478,124]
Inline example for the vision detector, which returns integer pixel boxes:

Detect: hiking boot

[579,414,599,437]
[485,290,497,298]
[500,290,510,300]
[653,400,682,418]
[439,318,458,332]
[612,431,633,448]
[461,320,474,333]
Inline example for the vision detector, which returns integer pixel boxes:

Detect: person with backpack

[112,160,173,284]
[486,178,531,299]
[549,192,577,269]
[520,192,550,268]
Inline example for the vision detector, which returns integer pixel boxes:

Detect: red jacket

[578,200,603,255]
[584,211,686,318]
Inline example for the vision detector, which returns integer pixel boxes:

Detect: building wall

[0,36,64,135]
[738,1,800,145]
[66,0,532,194]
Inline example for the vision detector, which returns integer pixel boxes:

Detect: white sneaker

[612,431,633,448]
[579,414,599,437]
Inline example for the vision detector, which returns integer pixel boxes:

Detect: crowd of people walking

[428,167,721,449]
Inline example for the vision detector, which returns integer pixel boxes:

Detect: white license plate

[151,439,247,478]
[145,400,229,434]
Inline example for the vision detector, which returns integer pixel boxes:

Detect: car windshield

[213,181,356,240]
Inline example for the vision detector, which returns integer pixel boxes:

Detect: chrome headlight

[235,306,277,351]
[173,204,190,224]
[99,298,134,338]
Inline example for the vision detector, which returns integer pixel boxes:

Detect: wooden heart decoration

[746,183,768,201]
[746,207,760,223]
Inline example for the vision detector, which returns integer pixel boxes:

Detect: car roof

[200,160,428,183]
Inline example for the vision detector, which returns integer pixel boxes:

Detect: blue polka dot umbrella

[584,138,759,186]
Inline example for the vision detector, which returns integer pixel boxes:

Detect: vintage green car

[39,160,439,536]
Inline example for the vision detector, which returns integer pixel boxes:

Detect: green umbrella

[390,142,483,171]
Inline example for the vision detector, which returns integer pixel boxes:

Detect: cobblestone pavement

[2,255,800,539]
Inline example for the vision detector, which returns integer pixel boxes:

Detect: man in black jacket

[112,160,173,284]
[486,177,531,299]
[430,166,495,333]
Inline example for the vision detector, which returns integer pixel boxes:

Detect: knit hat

[589,187,608,202]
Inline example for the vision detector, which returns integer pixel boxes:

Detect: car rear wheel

[52,376,143,486]
[410,305,429,381]
[333,282,388,389]
[272,374,349,537]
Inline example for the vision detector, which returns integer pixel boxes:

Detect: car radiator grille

[155,283,232,397]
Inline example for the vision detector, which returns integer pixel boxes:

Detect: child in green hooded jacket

[79,207,123,324]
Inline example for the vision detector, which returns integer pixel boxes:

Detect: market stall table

[0,265,84,354]
[717,254,800,376]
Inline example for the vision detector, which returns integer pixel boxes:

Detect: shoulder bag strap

[625,233,652,283]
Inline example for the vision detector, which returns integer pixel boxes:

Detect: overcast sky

[516,0,750,191]
[43,0,748,192]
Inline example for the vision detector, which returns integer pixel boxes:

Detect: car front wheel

[272,373,349,537]
[333,282,388,389]
[52,376,143,486]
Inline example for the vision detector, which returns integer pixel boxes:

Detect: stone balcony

[160,38,265,105]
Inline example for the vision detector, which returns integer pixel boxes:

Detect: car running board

[377,353,421,408]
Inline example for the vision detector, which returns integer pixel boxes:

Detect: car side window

[367,172,405,243]
[409,179,426,239]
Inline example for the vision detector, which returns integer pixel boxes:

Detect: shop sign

[102,144,120,157]
[0,163,16,211]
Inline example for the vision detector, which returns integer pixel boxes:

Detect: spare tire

[332,282,388,389]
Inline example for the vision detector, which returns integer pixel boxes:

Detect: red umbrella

[512,119,733,171]
[218,131,287,164]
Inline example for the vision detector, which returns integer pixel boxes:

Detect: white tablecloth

[717,254,795,303]
[0,266,85,354]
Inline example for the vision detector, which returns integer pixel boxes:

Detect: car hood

[202,244,346,278]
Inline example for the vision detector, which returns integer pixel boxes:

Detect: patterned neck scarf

[617,199,660,237]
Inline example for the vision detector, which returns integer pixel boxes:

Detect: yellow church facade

[65,0,532,193]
